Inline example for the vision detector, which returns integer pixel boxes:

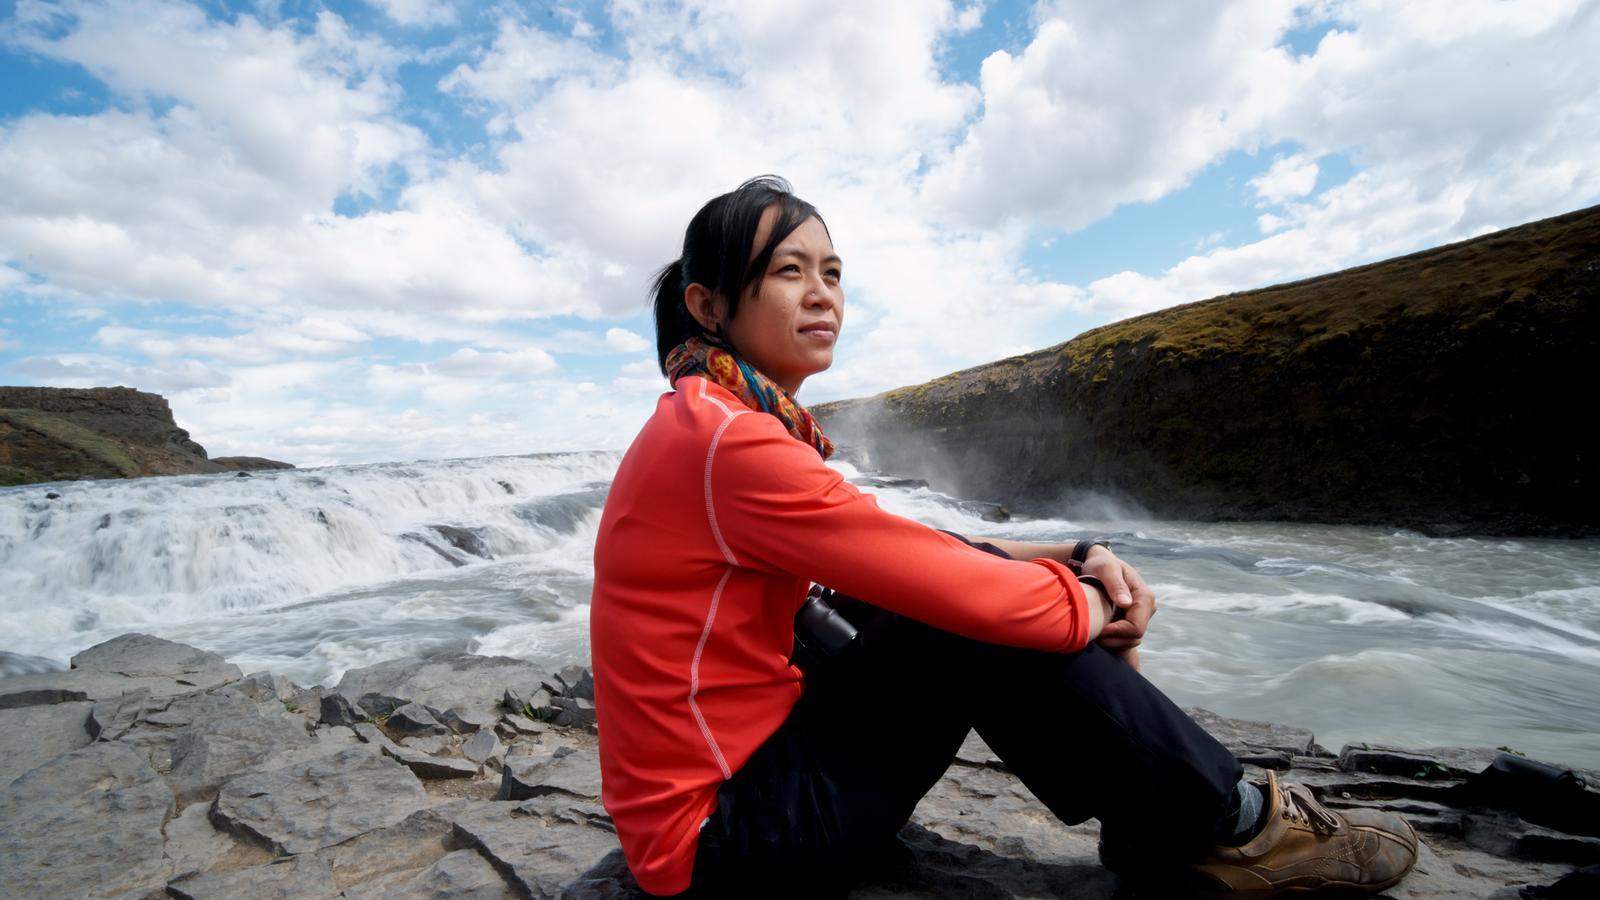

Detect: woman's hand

[1083,546,1156,670]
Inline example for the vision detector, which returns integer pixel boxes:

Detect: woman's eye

[826,268,842,280]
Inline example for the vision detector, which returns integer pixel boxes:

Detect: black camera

[794,586,860,657]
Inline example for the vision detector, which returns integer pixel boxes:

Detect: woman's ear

[684,283,726,334]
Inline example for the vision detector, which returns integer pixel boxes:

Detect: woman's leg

[688,537,1242,895]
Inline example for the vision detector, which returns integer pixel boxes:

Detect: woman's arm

[968,535,1156,669]
[710,414,1102,652]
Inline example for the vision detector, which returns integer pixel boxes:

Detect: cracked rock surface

[3,633,1596,899]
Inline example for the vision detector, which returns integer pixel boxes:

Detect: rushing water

[3,451,1597,770]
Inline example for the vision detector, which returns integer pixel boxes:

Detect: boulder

[0,699,94,786]
[0,742,175,899]
[318,690,367,727]
[389,701,448,736]
[210,747,429,855]
[555,665,595,701]
[548,696,597,729]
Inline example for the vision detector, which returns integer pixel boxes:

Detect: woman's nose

[805,278,838,308]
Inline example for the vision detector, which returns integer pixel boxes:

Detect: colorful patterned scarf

[665,335,835,459]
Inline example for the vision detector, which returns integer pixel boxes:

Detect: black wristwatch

[1064,539,1112,576]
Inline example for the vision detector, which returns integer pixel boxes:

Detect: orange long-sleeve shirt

[589,376,1092,894]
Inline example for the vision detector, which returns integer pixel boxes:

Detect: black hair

[652,175,826,375]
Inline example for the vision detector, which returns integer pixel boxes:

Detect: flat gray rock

[1186,706,1321,757]
[401,732,451,754]
[954,730,1002,770]
[167,854,338,900]
[87,685,314,803]
[450,798,622,899]
[161,801,240,879]
[501,713,545,736]
[0,699,93,786]
[499,745,601,801]
[341,849,517,900]
[316,806,457,889]
[440,706,496,734]
[337,653,549,722]
[0,634,242,711]
[383,741,480,779]
[210,747,429,855]
[71,633,237,680]
[1338,743,1505,780]
[464,728,503,766]
[0,742,175,899]
[0,665,241,710]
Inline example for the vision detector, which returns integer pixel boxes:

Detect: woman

[589,177,1418,898]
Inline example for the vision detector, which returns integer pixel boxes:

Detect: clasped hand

[1080,545,1156,671]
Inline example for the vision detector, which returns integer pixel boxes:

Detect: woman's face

[723,208,843,395]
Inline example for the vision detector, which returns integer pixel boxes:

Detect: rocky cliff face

[0,386,291,486]
[816,205,1600,536]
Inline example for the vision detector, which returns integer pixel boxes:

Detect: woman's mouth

[799,323,837,342]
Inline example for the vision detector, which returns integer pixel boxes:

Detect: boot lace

[1278,782,1344,834]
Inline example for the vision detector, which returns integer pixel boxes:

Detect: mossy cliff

[0,386,291,487]
[815,205,1600,536]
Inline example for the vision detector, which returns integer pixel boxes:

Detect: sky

[1,0,1596,467]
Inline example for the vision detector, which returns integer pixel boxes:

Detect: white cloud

[6,353,231,393]
[1251,153,1321,204]
[93,318,371,364]
[0,328,18,351]
[433,346,558,377]
[604,328,650,353]
[3,0,1597,463]
[921,0,1301,230]
[365,0,456,28]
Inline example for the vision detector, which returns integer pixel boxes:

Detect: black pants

[683,538,1243,897]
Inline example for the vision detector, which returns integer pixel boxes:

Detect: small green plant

[284,701,300,713]
[1497,745,1527,757]
[1412,763,1450,779]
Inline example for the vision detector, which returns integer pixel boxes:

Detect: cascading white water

[3,452,1598,769]
[0,452,620,664]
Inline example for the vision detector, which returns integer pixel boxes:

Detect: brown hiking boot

[1190,770,1420,897]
